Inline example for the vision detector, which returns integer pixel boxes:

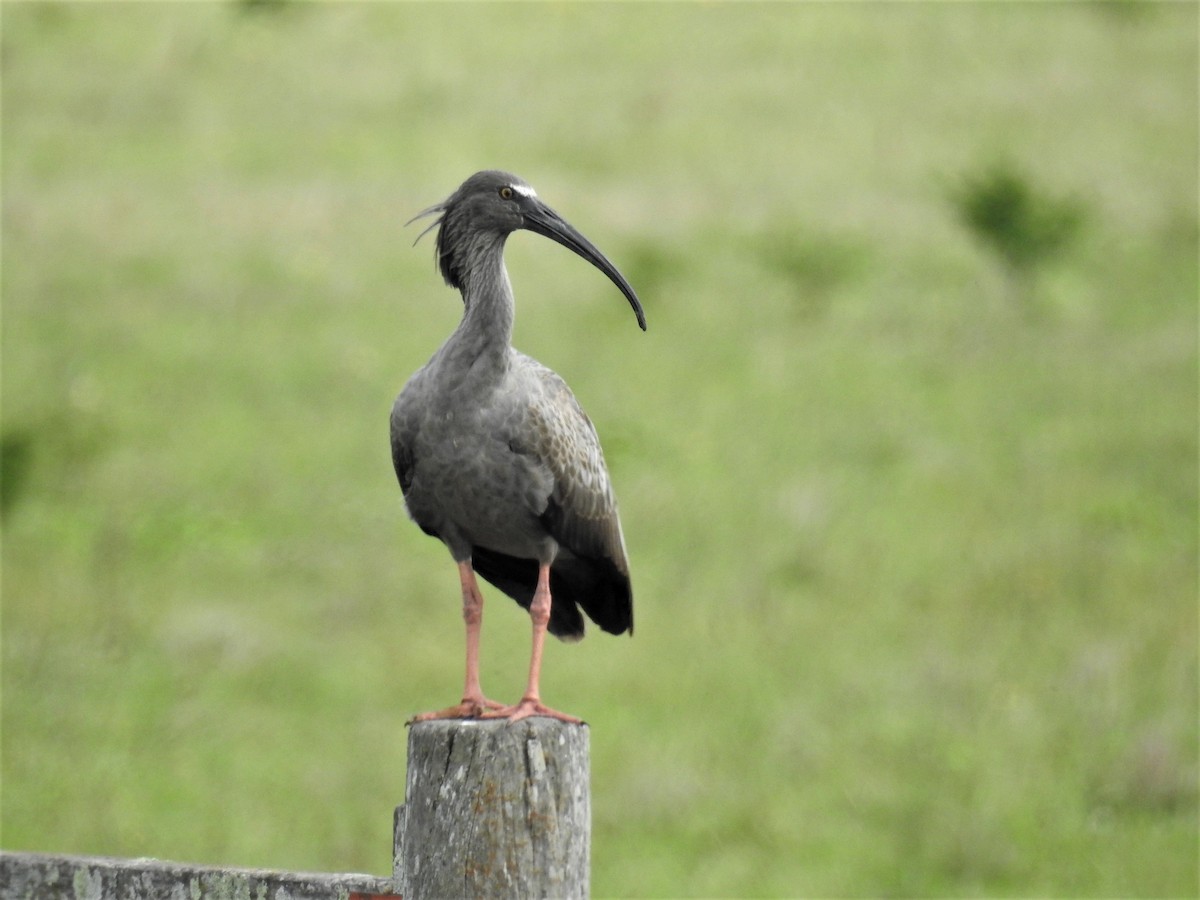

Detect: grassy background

[2,3,1196,896]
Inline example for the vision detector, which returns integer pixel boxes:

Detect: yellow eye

[499,186,513,200]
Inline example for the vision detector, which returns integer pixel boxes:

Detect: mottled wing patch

[517,360,628,573]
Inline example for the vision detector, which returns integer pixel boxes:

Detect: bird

[391,170,645,724]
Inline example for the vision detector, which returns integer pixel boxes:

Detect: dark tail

[470,547,633,640]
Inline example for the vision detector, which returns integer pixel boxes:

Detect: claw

[406,694,506,725]
[479,697,583,725]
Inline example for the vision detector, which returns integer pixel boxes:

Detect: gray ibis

[391,170,644,723]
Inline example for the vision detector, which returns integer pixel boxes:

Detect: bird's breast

[402,400,555,560]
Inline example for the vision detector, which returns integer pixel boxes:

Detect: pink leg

[408,561,506,723]
[483,563,582,724]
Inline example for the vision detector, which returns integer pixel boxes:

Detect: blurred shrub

[236,0,292,14]
[1,432,34,518]
[951,162,1086,309]
[753,226,870,322]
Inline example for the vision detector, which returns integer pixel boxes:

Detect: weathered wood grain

[396,718,590,900]
[0,851,398,900]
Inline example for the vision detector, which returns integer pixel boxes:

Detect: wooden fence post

[394,718,590,900]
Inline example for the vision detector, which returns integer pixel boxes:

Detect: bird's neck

[441,249,515,383]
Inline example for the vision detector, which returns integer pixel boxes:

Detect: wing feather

[508,357,633,635]
[518,361,628,570]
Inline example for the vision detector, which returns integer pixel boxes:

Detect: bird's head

[409,170,646,331]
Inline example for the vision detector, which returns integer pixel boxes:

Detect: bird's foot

[480,696,583,725]
[406,694,506,725]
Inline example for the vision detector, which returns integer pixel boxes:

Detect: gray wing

[390,375,418,495]
[390,369,441,542]
[476,355,632,638]
[516,360,630,577]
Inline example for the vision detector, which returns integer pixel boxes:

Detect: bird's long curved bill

[524,203,647,331]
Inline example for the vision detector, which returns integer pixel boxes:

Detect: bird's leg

[483,562,582,724]
[408,561,506,723]
[457,560,506,713]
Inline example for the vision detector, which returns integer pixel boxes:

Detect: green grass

[3,3,1197,896]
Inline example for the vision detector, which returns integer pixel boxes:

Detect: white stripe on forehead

[510,183,538,199]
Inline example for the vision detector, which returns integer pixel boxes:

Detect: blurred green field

[2,3,1196,897]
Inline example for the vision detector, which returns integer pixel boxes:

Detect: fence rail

[0,851,398,900]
